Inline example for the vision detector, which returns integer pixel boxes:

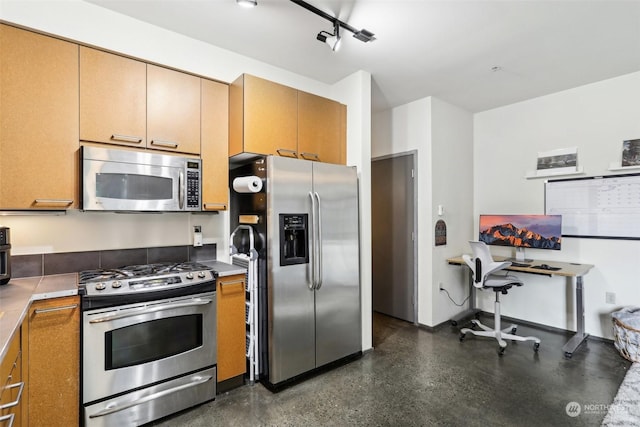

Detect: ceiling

[84,0,640,113]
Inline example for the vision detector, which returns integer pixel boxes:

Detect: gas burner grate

[79,262,211,283]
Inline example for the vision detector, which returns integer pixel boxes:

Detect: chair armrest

[484,260,512,275]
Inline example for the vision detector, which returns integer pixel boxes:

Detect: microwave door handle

[88,374,213,419]
[88,298,213,324]
[178,170,185,210]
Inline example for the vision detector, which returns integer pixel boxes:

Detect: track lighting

[316,21,341,51]
[290,0,375,50]
[236,0,257,8]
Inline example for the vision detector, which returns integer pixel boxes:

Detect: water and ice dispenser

[279,214,309,266]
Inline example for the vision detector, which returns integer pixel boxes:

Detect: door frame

[371,150,418,325]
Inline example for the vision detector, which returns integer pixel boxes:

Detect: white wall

[372,97,473,327]
[474,71,640,339]
[0,0,372,348]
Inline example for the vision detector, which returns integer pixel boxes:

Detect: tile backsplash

[11,244,217,278]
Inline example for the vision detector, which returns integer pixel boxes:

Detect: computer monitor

[479,214,562,262]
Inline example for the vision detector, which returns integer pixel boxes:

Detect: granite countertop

[0,273,78,364]
[0,260,245,365]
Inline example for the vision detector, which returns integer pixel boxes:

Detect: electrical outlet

[439,283,445,291]
[193,225,203,247]
[605,292,616,305]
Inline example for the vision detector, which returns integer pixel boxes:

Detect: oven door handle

[87,374,213,419]
[88,298,213,324]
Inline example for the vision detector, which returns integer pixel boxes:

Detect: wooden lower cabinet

[27,296,80,427]
[0,327,24,427]
[216,274,247,386]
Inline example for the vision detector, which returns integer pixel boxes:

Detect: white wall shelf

[608,162,640,172]
[525,166,584,179]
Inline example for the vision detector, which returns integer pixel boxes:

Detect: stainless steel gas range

[79,262,217,427]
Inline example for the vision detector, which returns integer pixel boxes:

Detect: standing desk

[446,256,594,358]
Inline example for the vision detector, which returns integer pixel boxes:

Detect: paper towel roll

[233,176,263,193]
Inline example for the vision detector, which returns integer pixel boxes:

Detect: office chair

[459,241,541,355]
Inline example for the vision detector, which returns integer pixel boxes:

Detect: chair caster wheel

[564,351,572,359]
[459,333,466,342]
[534,342,540,352]
[498,346,506,356]
[511,327,517,335]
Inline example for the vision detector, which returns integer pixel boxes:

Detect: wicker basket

[613,316,640,362]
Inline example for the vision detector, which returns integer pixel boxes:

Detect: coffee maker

[0,227,10,285]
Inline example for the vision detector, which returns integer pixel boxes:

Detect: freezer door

[312,162,361,367]
[266,156,315,384]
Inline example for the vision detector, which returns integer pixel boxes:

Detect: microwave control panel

[186,161,201,209]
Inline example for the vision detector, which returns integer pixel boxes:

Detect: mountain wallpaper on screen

[480,223,561,249]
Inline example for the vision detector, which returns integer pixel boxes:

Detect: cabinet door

[28,296,79,427]
[80,47,147,147]
[298,91,346,165]
[147,64,201,155]
[0,328,22,427]
[234,74,298,158]
[201,79,229,211]
[217,274,247,382]
[0,25,79,209]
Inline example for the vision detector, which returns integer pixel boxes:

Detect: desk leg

[450,268,481,326]
[562,275,589,358]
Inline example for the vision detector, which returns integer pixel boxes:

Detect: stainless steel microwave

[81,146,202,212]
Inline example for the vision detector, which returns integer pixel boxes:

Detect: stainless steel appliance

[230,156,361,390]
[81,146,202,212]
[79,262,217,426]
[0,227,10,285]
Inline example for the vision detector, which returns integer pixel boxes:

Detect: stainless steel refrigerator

[230,155,361,390]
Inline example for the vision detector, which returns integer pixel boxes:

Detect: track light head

[316,21,341,51]
[236,0,257,8]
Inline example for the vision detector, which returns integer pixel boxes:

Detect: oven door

[82,152,183,212]
[82,292,216,404]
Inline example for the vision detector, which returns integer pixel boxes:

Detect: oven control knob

[95,282,106,291]
[112,281,122,289]
[197,271,206,278]
[186,272,194,280]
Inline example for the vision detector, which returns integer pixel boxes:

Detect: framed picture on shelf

[622,139,640,167]
[536,147,578,174]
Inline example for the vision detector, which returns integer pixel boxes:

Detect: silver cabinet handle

[89,298,212,324]
[0,413,14,427]
[276,148,297,158]
[220,279,244,287]
[0,382,24,410]
[88,375,213,418]
[111,134,143,144]
[314,191,323,290]
[33,199,73,206]
[150,139,179,149]
[300,152,320,161]
[34,304,78,314]
[203,203,227,211]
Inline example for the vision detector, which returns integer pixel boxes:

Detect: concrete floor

[152,313,631,426]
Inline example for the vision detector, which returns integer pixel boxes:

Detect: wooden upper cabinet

[298,91,346,165]
[230,74,297,158]
[0,24,79,210]
[201,79,229,211]
[147,64,201,155]
[80,47,147,147]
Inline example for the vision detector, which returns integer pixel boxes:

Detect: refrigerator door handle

[314,191,323,290]
[308,191,317,290]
